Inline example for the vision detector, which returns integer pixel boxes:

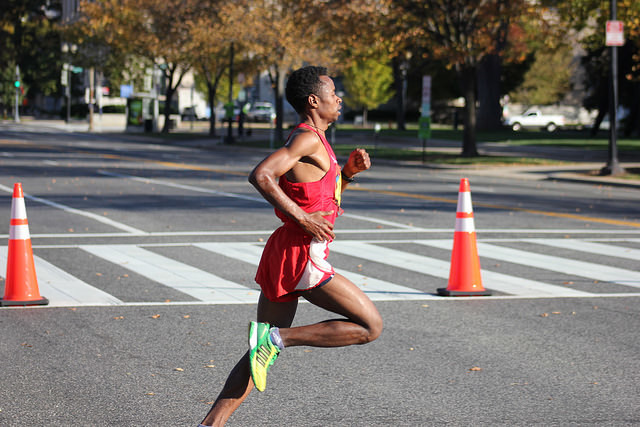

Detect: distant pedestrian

[198,65,382,426]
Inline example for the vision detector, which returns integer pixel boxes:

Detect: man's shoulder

[285,128,323,152]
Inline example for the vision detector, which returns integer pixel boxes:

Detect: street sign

[421,75,431,118]
[419,76,432,140]
[120,84,134,99]
[606,20,624,46]
[419,116,431,140]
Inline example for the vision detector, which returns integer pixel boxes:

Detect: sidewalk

[3,118,639,189]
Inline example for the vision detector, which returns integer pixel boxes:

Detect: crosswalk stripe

[0,247,124,306]
[80,245,259,304]
[194,242,438,301]
[416,240,640,289]
[3,238,639,308]
[523,238,640,261]
[333,241,593,297]
[476,242,640,288]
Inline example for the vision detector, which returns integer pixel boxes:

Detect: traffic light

[14,79,20,88]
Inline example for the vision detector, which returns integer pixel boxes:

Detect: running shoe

[248,321,280,392]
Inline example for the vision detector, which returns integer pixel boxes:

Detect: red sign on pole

[606,20,624,46]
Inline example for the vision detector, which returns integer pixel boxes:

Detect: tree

[394,0,535,156]
[556,0,640,136]
[318,0,406,127]
[185,0,240,137]
[1,0,62,116]
[240,0,336,142]
[74,0,201,133]
[508,46,573,105]
[343,57,395,127]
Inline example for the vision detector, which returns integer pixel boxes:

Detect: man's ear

[308,93,319,109]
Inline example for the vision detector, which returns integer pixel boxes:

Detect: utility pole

[601,0,625,176]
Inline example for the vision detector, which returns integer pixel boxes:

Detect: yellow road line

[4,139,638,228]
[350,187,640,228]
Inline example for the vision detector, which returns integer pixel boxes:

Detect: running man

[199,66,383,427]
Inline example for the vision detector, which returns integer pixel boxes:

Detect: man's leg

[279,273,383,348]
[200,294,298,427]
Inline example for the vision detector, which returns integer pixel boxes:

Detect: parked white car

[504,109,566,132]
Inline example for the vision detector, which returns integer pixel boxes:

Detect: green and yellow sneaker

[248,321,280,392]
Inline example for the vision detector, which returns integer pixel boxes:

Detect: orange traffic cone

[437,178,491,297]
[0,183,48,306]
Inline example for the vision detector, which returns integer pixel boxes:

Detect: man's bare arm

[248,133,335,241]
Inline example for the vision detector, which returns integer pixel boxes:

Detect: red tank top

[276,123,342,226]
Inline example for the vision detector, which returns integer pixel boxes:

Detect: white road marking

[0,183,146,235]
[523,238,640,261]
[0,247,124,306]
[333,241,593,297]
[4,229,640,240]
[194,242,437,301]
[80,244,259,303]
[417,240,640,289]
[2,238,639,308]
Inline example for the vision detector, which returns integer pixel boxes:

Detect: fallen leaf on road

[151,314,161,319]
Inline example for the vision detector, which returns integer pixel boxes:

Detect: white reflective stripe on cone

[11,198,27,220]
[456,193,473,214]
[455,217,476,232]
[9,224,30,240]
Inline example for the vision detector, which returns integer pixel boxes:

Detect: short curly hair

[285,66,328,114]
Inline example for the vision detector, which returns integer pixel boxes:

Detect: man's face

[314,75,342,123]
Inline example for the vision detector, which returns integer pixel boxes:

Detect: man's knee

[363,311,383,344]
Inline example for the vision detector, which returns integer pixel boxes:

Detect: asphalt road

[0,124,639,426]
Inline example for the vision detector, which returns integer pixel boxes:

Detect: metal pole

[88,67,94,131]
[602,0,624,175]
[66,67,71,124]
[14,65,20,123]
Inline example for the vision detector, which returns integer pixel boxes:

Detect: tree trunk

[393,56,407,131]
[161,66,187,134]
[272,67,287,143]
[477,54,503,131]
[460,65,479,157]
[207,80,217,137]
[162,86,175,134]
[590,75,609,137]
